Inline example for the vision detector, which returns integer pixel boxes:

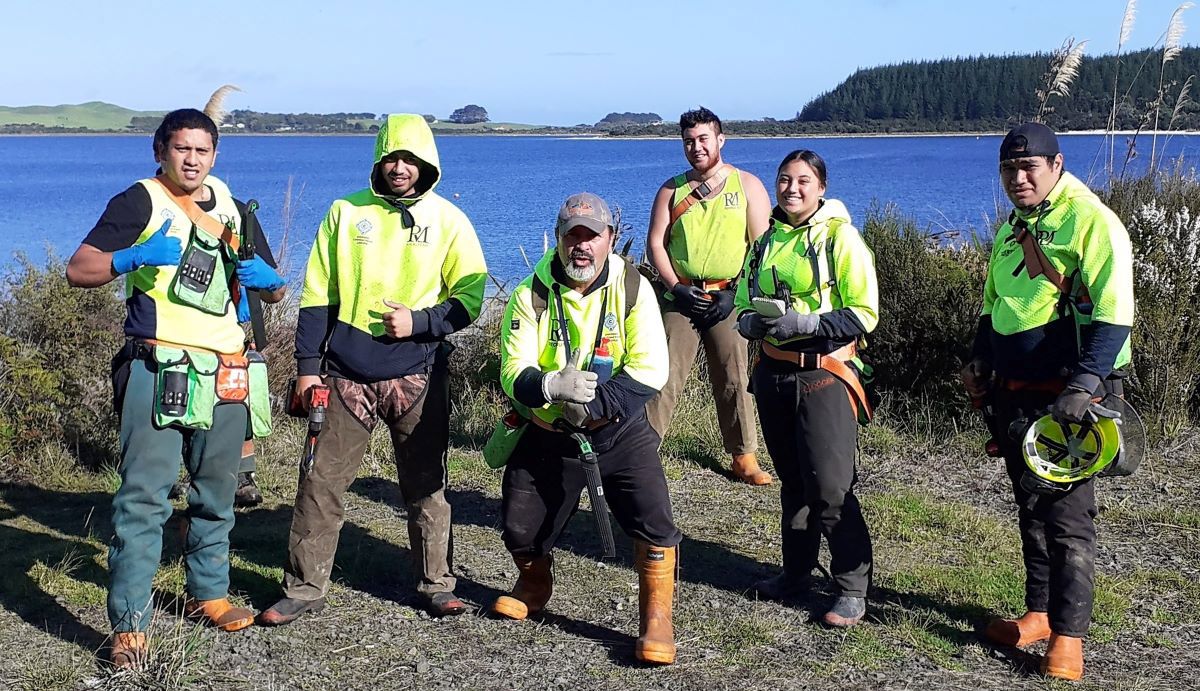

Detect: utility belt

[529,412,609,434]
[761,341,873,424]
[677,276,733,292]
[120,338,272,438]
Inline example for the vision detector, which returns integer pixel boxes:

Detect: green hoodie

[295,114,487,382]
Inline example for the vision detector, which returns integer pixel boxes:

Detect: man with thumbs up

[260,114,487,624]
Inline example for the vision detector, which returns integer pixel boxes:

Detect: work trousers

[282,368,455,601]
[753,359,872,597]
[994,387,1097,638]
[108,358,246,631]
[501,416,682,556]
[646,307,757,455]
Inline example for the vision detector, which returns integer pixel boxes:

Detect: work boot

[752,571,811,601]
[822,595,866,628]
[234,472,263,508]
[731,453,772,486]
[257,596,326,626]
[635,542,676,665]
[108,631,147,669]
[491,554,553,620]
[184,597,255,632]
[984,610,1051,648]
[1042,633,1084,681]
[424,591,468,618]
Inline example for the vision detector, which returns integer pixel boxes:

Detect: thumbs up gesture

[382,299,414,339]
[110,219,181,274]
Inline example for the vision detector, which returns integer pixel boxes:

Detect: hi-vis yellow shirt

[296,114,487,381]
[667,169,749,280]
[126,175,245,354]
[500,251,668,426]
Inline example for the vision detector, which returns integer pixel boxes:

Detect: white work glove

[542,362,598,404]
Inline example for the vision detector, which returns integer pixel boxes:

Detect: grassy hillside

[0,101,163,130]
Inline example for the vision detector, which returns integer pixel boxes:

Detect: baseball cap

[555,192,613,236]
[1000,122,1060,161]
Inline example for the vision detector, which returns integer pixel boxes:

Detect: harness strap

[761,341,872,422]
[1010,215,1091,305]
[153,175,242,297]
[667,164,733,230]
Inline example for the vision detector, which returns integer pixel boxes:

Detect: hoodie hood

[771,198,852,230]
[532,247,622,298]
[1013,171,1096,222]
[370,114,441,202]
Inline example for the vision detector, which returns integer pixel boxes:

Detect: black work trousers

[500,416,682,556]
[753,359,873,597]
[994,387,1097,638]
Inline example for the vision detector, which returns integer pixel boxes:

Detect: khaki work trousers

[647,308,757,455]
[282,368,455,601]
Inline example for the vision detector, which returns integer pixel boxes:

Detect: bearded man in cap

[961,123,1134,681]
[492,192,682,665]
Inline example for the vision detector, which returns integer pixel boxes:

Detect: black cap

[1000,123,1060,161]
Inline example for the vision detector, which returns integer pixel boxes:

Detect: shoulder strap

[622,257,641,319]
[667,164,734,230]
[1009,213,1090,304]
[531,274,550,322]
[152,175,240,253]
[822,219,844,307]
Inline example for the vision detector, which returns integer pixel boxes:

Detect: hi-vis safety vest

[129,175,246,354]
[666,169,750,280]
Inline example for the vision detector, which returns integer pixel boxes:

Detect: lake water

[2,133,1198,282]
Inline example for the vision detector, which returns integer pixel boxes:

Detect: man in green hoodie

[259,114,487,623]
[962,123,1134,681]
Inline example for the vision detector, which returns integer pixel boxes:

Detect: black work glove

[737,311,771,340]
[561,401,592,429]
[670,283,713,318]
[1051,386,1094,424]
[690,289,735,331]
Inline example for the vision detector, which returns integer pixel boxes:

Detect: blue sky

[1,0,1193,124]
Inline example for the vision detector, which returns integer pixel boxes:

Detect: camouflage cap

[555,192,613,237]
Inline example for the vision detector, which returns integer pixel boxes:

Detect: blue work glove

[236,255,285,291]
[670,283,714,318]
[235,286,251,324]
[110,220,180,274]
[736,311,771,340]
[766,310,820,341]
[1051,386,1094,424]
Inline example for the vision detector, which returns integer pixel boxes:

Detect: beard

[563,257,596,282]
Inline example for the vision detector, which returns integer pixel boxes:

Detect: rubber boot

[108,631,147,669]
[731,453,772,486]
[1042,633,1084,681]
[635,542,676,665]
[184,597,255,632]
[984,610,1051,648]
[491,554,553,620]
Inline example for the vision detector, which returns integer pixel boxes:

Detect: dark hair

[777,149,828,187]
[679,107,722,135]
[153,108,219,157]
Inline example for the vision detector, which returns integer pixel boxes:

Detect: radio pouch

[153,346,218,429]
[170,226,233,316]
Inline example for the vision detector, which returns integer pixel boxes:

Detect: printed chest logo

[354,219,374,246]
[408,225,431,245]
[603,313,618,331]
[724,192,741,209]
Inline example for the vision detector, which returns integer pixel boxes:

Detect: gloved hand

[670,283,714,318]
[692,289,735,330]
[542,362,598,404]
[236,255,285,291]
[236,287,251,323]
[561,401,592,429]
[766,309,820,341]
[1051,386,1094,424]
[737,311,771,340]
[960,358,992,400]
[111,220,180,274]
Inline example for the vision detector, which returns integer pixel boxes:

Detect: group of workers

[64,102,1133,682]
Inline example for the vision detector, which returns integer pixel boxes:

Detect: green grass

[0,102,163,130]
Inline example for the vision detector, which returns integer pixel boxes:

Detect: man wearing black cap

[961,123,1134,681]
[492,192,682,665]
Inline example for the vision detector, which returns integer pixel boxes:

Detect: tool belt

[677,276,733,292]
[530,412,608,433]
[122,338,272,438]
[762,341,873,424]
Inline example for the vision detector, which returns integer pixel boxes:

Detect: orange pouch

[216,353,250,403]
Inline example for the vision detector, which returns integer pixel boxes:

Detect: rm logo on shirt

[724,192,740,209]
[408,225,430,245]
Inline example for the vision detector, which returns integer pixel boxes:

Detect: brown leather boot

[635,542,676,665]
[108,631,147,669]
[731,453,772,486]
[984,610,1051,647]
[491,554,553,620]
[184,597,255,632]
[1042,633,1084,681]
